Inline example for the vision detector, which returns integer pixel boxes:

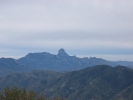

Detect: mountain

[0,65,133,100]
[0,58,29,77]
[18,48,133,71]
[0,70,64,91]
[0,48,133,78]
[41,65,133,100]
[18,48,84,71]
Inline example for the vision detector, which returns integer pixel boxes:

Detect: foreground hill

[0,65,133,100]
[41,65,133,100]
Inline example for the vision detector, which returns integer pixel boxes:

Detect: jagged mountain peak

[57,48,69,57]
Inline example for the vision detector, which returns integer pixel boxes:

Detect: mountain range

[0,48,133,77]
[0,65,133,100]
[0,49,133,99]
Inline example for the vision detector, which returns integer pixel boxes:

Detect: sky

[0,0,133,61]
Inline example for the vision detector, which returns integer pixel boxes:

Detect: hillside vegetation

[0,87,66,100]
[0,65,133,100]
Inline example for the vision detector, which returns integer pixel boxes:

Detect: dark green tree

[0,87,66,100]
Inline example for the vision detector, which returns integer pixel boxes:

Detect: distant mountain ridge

[18,48,133,71]
[0,58,30,77]
[0,48,133,77]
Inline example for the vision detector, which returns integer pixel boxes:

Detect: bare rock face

[57,48,69,58]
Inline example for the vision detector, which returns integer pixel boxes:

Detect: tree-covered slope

[0,65,133,100]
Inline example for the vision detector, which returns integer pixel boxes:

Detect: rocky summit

[57,48,69,58]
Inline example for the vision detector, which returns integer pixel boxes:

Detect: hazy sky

[0,0,133,61]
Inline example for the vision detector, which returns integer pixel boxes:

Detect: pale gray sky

[0,0,133,61]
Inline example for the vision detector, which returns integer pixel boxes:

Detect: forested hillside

[0,65,133,100]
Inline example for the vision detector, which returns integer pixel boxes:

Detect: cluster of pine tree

[0,87,66,100]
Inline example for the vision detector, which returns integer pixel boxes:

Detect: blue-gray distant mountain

[0,58,29,77]
[18,48,133,71]
[0,48,133,77]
